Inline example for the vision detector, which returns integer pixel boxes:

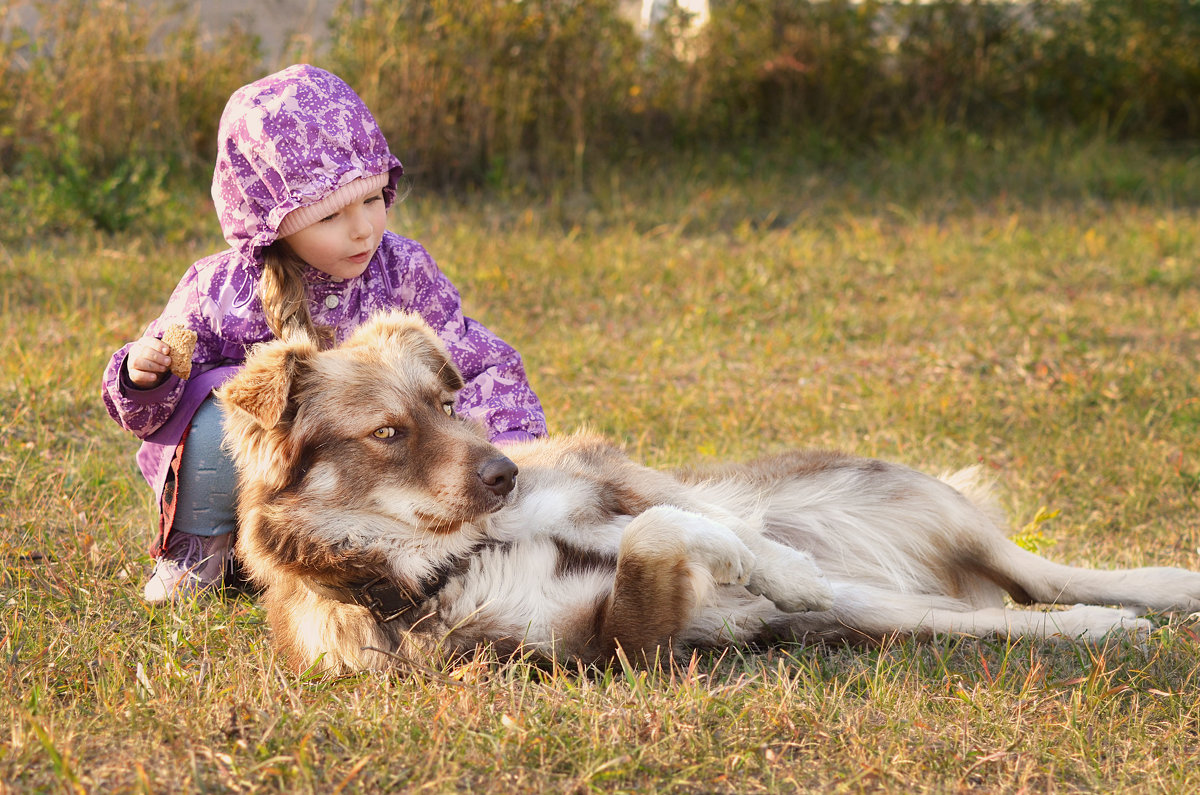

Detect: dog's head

[217,311,518,536]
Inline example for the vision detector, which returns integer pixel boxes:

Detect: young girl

[102,64,547,604]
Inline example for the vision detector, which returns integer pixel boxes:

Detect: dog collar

[341,574,429,624]
[315,541,497,625]
[315,569,448,625]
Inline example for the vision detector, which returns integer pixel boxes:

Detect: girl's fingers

[125,336,182,388]
[136,339,172,369]
[141,355,170,372]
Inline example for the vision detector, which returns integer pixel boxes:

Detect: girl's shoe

[142,531,234,604]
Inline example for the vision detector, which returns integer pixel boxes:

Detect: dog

[217,311,1200,674]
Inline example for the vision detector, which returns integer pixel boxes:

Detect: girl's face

[282,191,387,280]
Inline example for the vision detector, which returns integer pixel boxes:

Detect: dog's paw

[686,521,757,587]
[641,506,756,585]
[1052,605,1152,643]
[746,546,835,613]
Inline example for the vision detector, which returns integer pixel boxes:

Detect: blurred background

[3,9,1200,791]
[1,0,1197,238]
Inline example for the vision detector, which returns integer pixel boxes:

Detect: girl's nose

[349,206,374,239]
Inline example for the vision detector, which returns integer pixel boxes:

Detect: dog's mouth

[487,489,515,511]
[414,493,510,535]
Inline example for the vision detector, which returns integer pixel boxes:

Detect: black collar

[316,541,496,625]
[340,574,430,624]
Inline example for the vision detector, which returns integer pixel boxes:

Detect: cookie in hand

[161,324,198,380]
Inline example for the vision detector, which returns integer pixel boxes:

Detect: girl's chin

[318,260,370,280]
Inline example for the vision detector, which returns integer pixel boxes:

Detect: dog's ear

[418,335,465,393]
[218,336,318,429]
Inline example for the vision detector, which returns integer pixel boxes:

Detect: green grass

[3,133,1200,792]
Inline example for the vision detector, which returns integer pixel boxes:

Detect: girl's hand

[126,335,174,388]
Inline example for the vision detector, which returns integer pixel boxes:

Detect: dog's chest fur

[420,464,632,654]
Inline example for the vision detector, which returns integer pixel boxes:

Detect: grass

[3,131,1200,792]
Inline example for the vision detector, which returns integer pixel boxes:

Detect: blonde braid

[259,244,333,345]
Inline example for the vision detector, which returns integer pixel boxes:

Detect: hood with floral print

[211,64,404,265]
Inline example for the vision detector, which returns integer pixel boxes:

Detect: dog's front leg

[594,506,754,661]
[678,499,834,613]
[735,525,834,613]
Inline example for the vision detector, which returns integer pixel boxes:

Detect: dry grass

[3,137,1200,792]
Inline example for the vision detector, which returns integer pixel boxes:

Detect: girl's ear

[218,336,319,429]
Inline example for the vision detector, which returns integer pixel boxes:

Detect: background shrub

[1,0,1197,235]
[0,0,259,234]
[326,0,642,190]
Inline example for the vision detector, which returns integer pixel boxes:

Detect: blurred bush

[0,0,260,235]
[1,0,1197,235]
[326,0,642,190]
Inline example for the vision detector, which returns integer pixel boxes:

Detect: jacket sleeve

[392,240,547,441]
[100,263,225,439]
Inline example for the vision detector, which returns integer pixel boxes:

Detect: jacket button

[325,295,339,309]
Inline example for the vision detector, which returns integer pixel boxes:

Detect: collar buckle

[351,575,416,624]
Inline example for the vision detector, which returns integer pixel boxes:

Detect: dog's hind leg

[937,465,1200,614]
[782,583,1152,644]
[974,540,1200,615]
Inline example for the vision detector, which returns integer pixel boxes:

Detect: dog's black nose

[479,456,518,496]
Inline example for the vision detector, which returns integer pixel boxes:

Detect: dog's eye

[442,402,455,417]
[372,427,397,439]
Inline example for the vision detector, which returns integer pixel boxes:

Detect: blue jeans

[173,396,238,537]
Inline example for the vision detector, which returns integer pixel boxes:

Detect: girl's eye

[442,402,455,417]
[372,427,397,439]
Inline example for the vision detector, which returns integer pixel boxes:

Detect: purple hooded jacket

[101,65,547,501]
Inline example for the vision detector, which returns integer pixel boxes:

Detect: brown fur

[219,311,1200,674]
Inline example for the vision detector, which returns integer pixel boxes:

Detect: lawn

[3,133,1200,792]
